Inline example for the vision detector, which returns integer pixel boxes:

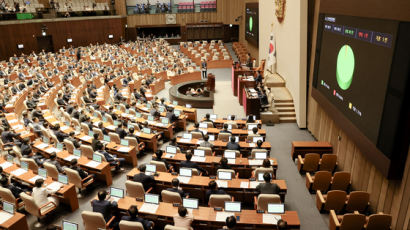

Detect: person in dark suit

[166,178,187,198]
[199,134,213,148]
[98,122,109,135]
[121,205,154,230]
[91,190,117,222]
[20,137,32,156]
[67,132,81,148]
[180,151,207,175]
[151,150,173,171]
[91,133,101,151]
[1,126,20,144]
[115,123,127,139]
[0,176,24,198]
[255,70,263,85]
[226,136,240,151]
[95,142,124,171]
[219,123,232,134]
[191,122,205,138]
[76,49,81,61]
[203,113,215,127]
[201,59,207,79]
[52,124,69,142]
[44,152,65,173]
[56,93,67,106]
[69,159,94,183]
[22,112,32,127]
[132,164,155,191]
[205,180,226,204]
[256,172,280,195]
[165,106,178,123]
[216,157,232,171]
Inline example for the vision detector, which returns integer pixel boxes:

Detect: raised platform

[169,80,214,108]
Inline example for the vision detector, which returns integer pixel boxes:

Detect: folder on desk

[46,182,63,193]
[118,147,131,152]
[0,161,13,169]
[36,143,49,149]
[85,161,100,168]
[0,211,13,225]
[248,160,263,166]
[64,155,80,161]
[177,176,191,184]
[139,203,159,214]
[10,168,27,176]
[215,212,235,222]
[262,214,281,224]
[215,180,228,188]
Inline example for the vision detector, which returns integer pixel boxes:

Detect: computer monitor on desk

[2,201,14,214]
[225,201,241,212]
[145,194,159,204]
[62,220,78,230]
[166,146,177,154]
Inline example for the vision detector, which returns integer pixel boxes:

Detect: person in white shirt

[173,206,193,230]
[32,179,59,207]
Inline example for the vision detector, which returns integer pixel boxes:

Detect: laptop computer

[103,135,111,142]
[209,135,215,141]
[56,143,64,150]
[161,117,169,124]
[199,123,208,129]
[148,115,154,121]
[210,114,217,120]
[58,174,68,184]
[144,193,159,204]
[218,171,232,180]
[254,152,267,159]
[146,164,156,175]
[179,168,192,177]
[224,150,236,159]
[38,168,47,178]
[42,136,49,144]
[88,131,94,136]
[93,154,102,163]
[194,149,205,157]
[225,201,241,212]
[174,110,181,116]
[258,173,272,181]
[183,133,192,140]
[73,149,81,157]
[247,124,257,130]
[110,187,124,202]
[143,128,151,134]
[2,201,14,214]
[183,198,198,209]
[186,104,192,108]
[267,203,285,214]
[20,161,28,171]
[166,146,177,154]
[120,139,129,146]
[62,220,78,230]
[253,136,264,143]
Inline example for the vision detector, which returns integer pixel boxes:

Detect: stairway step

[278,112,296,118]
[279,117,297,123]
[275,103,294,107]
[277,107,295,112]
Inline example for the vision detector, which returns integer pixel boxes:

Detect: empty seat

[306,171,332,193]
[345,191,370,213]
[125,181,152,199]
[316,190,347,213]
[119,220,144,230]
[298,153,320,173]
[208,194,231,208]
[330,171,351,191]
[20,192,57,228]
[254,194,281,211]
[161,190,182,204]
[329,210,366,230]
[82,211,115,230]
[365,213,392,230]
[319,154,337,172]
[150,160,167,172]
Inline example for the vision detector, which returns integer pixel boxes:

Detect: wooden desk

[162,152,277,178]
[32,141,113,186]
[0,160,79,211]
[0,211,29,230]
[200,118,262,129]
[117,197,300,229]
[232,67,254,97]
[176,138,272,156]
[187,127,266,141]
[5,113,35,141]
[127,169,287,203]
[170,72,201,85]
[291,141,333,161]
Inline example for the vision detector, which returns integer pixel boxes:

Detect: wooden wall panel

[307,1,410,228]
[0,16,125,61]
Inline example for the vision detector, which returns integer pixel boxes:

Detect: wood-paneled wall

[116,0,260,62]
[0,16,126,61]
[307,0,410,229]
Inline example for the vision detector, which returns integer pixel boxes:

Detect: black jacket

[91,199,117,222]
[132,173,155,191]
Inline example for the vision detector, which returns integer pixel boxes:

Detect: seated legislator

[91,190,118,222]
[166,178,188,198]
[20,137,32,156]
[44,152,65,173]
[220,123,232,134]
[191,122,205,138]
[69,159,95,183]
[226,136,240,151]
[0,176,25,199]
[205,180,227,204]
[166,106,178,123]
[216,157,232,171]
[248,127,261,138]
[256,172,280,195]
[32,179,59,207]
[91,133,102,151]
[180,151,207,175]
[173,206,193,230]
[151,150,172,171]
[95,142,125,171]
[218,215,237,230]
[132,164,155,191]
[203,113,215,127]
[115,123,128,139]
[121,205,154,230]
[199,134,213,148]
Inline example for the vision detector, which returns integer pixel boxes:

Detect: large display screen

[314,14,398,145]
[245,3,259,47]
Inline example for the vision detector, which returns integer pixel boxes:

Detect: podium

[207,73,215,91]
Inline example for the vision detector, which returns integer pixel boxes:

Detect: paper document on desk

[164,154,175,158]
[240,182,249,188]
[196,140,203,145]
[46,147,60,153]
[140,203,159,214]
[85,161,101,168]
[248,143,256,147]
[191,156,206,162]
[250,181,261,188]
[65,155,79,161]
[13,124,23,130]
[215,180,228,188]
[215,212,235,222]
[0,211,13,224]
[36,143,49,149]
[106,125,116,130]
[227,159,236,164]
[177,176,191,184]
[46,182,63,193]
[179,138,190,143]
[11,168,27,176]
[118,147,131,152]
[0,161,13,169]
[263,214,281,224]
[81,135,92,141]
[248,160,263,166]
[8,119,18,124]
[29,175,43,183]
[60,126,69,131]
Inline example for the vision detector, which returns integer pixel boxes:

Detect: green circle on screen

[249,16,253,32]
[336,45,355,90]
